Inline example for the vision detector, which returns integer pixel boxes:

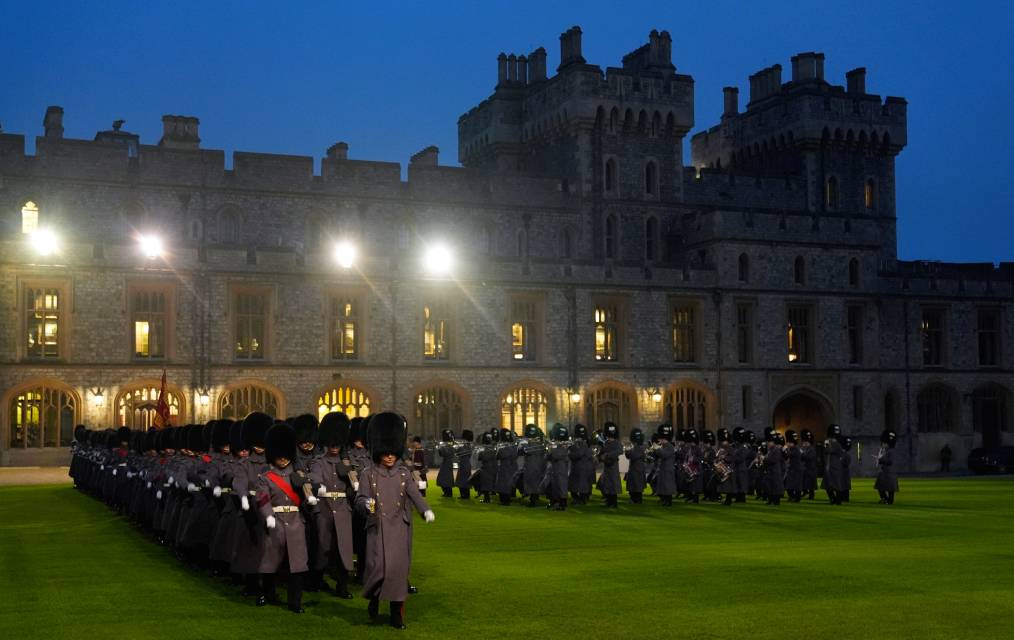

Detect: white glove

[241,495,250,511]
[317,485,327,497]
[100,465,105,471]
[266,515,277,529]
[146,481,152,489]
[418,480,427,490]
[423,510,436,523]
[204,479,211,488]
[306,494,318,506]
[213,486,222,498]
[352,481,359,492]
[156,490,163,500]
[112,468,117,476]
[127,471,135,479]
[187,483,199,493]
[168,476,174,485]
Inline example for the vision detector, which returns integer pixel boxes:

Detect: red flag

[154,369,171,429]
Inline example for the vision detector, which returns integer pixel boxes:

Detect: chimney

[529,47,547,82]
[410,145,439,167]
[791,53,819,82]
[723,87,739,118]
[649,29,660,65]
[768,64,783,95]
[326,142,348,161]
[846,67,867,94]
[558,26,585,70]
[497,53,508,87]
[659,30,672,66]
[517,55,528,85]
[159,115,200,149]
[507,54,518,83]
[43,106,64,139]
[815,53,825,81]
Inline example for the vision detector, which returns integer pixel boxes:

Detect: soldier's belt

[248,490,258,496]
[323,491,347,499]
[272,505,300,513]
[219,488,232,494]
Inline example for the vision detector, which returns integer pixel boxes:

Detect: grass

[2,478,1014,640]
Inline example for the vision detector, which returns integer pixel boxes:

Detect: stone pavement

[0,467,71,486]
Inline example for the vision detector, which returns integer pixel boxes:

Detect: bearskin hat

[785,429,798,445]
[292,413,318,445]
[265,423,297,465]
[841,436,853,450]
[746,431,757,445]
[658,424,674,441]
[74,425,88,445]
[574,424,588,440]
[441,429,455,442]
[827,423,842,438]
[143,429,158,452]
[630,427,644,445]
[775,432,785,446]
[881,429,897,448]
[800,429,814,443]
[225,420,242,454]
[732,427,745,443]
[319,412,350,449]
[481,431,494,445]
[500,428,515,443]
[603,422,620,439]
[702,430,716,445]
[763,426,775,442]
[552,424,569,441]
[366,412,407,463]
[349,417,365,444]
[187,424,206,453]
[116,426,131,447]
[175,426,191,451]
[524,424,543,440]
[461,429,474,443]
[211,420,231,452]
[687,429,700,444]
[242,412,272,451]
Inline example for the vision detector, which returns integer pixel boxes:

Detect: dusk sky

[2,1,1011,262]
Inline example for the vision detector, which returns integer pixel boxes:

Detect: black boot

[334,566,353,599]
[459,487,470,500]
[258,574,277,606]
[723,493,733,506]
[390,601,406,629]
[630,492,642,504]
[304,569,321,593]
[441,487,452,498]
[499,493,511,506]
[368,596,380,621]
[481,492,491,503]
[288,572,305,613]
[528,494,539,507]
[242,573,260,597]
[887,491,895,505]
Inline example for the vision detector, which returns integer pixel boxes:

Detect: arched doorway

[771,389,835,441]
[317,384,372,420]
[218,382,283,420]
[500,385,549,435]
[413,385,465,441]
[663,381,718,432]
[115,383,185,430]
[585,382,637,436]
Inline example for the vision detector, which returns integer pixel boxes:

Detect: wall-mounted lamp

[196,387,211,407]
[90,387,106,407]
[568,389,582,404]
[649,387,663,403]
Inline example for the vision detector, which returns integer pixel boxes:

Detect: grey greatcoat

[822,439,845,492]
[800,445,818,492]
[597,439,623,495]
[716,443,737,495]
[567,440,595,496]
[763,444,785,497]
[520,442,547,496]
[784,445,803,494]
[732,443,750,495]
[255,464,309,574]
[624,444,647,494]
[209,455,239,563]
[494,444,518,495]
[874,447,899,492]
[435,444,455,490]
[309,453,356,572]
[544,444,569,500]
[355,464,430,602]
[477,446,497,493]
[230,452,268,574]
[454,442,473,489]
[654,442,677,496]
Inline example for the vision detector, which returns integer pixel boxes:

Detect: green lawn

[1,478,1013,639]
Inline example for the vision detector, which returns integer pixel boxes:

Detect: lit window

[501,387,548,433]
[219,385,279,419]
[234,292,268,360]
[21,201,39,235]
[671,304,696,363]
[318,385,371,419]
[8,383,77,448]
[594,304,619,361]
[864,179,876,209]
[25,287,60,359]
[510,297,539,362]
[332,296,358,360]
[117,385,181,429]
[415,386,464,440]
[787,305,812,363]
[423,303,449,360]
[131,289,166,359]
[826,176,839,209]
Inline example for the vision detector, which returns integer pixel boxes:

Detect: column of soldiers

[68,411,435,630]
[427,422,900,510]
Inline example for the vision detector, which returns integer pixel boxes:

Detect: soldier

[476,432,497,503]
[783,430,803,503]
[715,429,737,506]
[292,414,320,472]
[545,424,570,510]
[732,427,749,503]
[409,437,428,496]
[682,429,703,504]
[455,430,474,499]
[209,420,241,576]
[624,427,647,504]
[567,424,594,504]
[231,412,271,602]
[518,424,547,507]
[700,430,718,502]
[654,425,677,506]
[347,416,370,584]
[822,424,845,505]
[494,428,519,506]
[435,429,457,498]
[255,423,313,613]
[875,429,899,505]
[597,422,623,508]
[310,411,356,598]
[763,432,785,505]
[356,412,435,630]
[840,436,853,503]
[800,429,818,500]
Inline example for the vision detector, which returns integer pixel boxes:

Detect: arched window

[848,258,860,287]
[825,176,839,209]
[116,384,183,430]
[644,161,657,195]
[605,214,618,260]
[608,108,618,134]
[864,179,876,210]
[738,253,749,282]
[188,219,203,242]
[794,256,806,284]
[219,384,281,420]
[501,386,548,434]
[317,385,371,420]
[916,384,957,433]
[604,158,617,193]
[645,217,658,261]
[586,385,635,436]
[217,207,241,244]
[664,385,710,431]
[414,386,464,440]
[8,382,78,448]
[21,201,39,235]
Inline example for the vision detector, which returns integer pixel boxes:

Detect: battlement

[683,168,807,211]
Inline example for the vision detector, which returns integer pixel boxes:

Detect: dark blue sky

[2,2,1011,262]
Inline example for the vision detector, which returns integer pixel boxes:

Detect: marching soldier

[519,424,547,507]
[800,429,818,500]
[309,412,356,598]
[231,412,271,602]
[495,428,519,506]
[875,429,899,505]
[840,436,853,503]
[732,427,749,503]
[715,429,737,506]
[455,430,474,500]
[567,424,594,505]
[476,432,497,503]
[597,422,622,508]
[409,437,428,496]
[784,430,803,502]
[822,424,846,505]
[545,424,570,510]
[763,432,785,505]
[654,425,677,506]
[624,428,647,504]
[435,429,457,498]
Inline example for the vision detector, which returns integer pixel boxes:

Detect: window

[414,386,464,440]
[794,256,806,284]
[853,385,864,420]
[24,286,61,359]
[864,179,876,210]
[884,390,898,431]
[826,176,839,209]
[217,207,240,244]
[736,303,753,364]
[331,295,359,360]
[671,303,696,363]
[787,305,812,363]
[131,288,168,359]
[847,305,863,365]
[501,386,548,434]
[219,384,281,419]
[317,385,371,419]
[738,253,749,282]
[116,384,182,429]
[977,308,1001,367]
[604,158,617,192]
[423,301,450,361]
[741,385,752,420]
[605,214,618,259]
[645,161,657,195]
[8,383,77,448]
[594,303,620,362]
[664,386,709,430]
[560,228,573,259]
[588,385,634,435]
[645,217,658,262]
[233,290,268,360]
[921,309,944,366]
[510,296,539,362]
[848,258,860,287]
[21,201,39,234]
[917,385,955,433]
[972,385,1009,434]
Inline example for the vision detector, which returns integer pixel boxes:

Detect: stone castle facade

[2,27,1011,471]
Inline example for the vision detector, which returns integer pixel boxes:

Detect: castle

[2,27,1010,471]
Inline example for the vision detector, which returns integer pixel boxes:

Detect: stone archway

[771,388,835,441]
